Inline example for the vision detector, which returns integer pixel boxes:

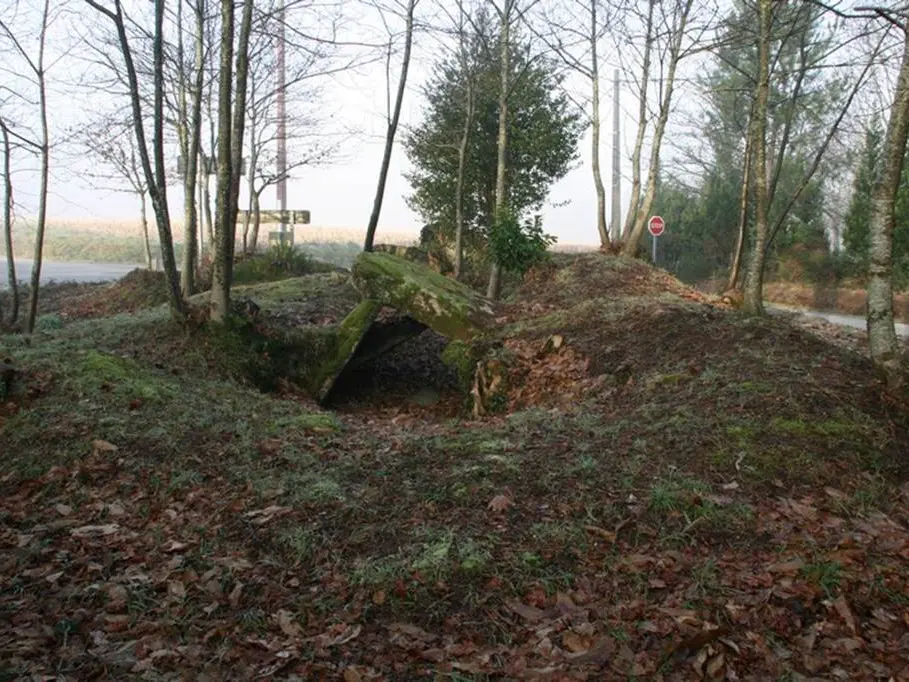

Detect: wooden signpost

[235,209,311,247]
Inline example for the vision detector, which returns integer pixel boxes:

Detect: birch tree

[739,4,884,313]
[364,0,419,252]
[210,0,254,322]
[0,0,52,334]
[84,0,186,318]
[741,0,772,314]
[79,115,154,269]
[537,0,612,247]
[621,0,704,257]
[863,10,909,388]
[175,0,206,296]
[0,117,16,328]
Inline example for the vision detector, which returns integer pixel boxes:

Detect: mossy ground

[1,254,909,679]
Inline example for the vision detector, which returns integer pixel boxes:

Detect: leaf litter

[2,253,909,679]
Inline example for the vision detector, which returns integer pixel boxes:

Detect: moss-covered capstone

[311,299,381,402]
[373,243,454,274]
[351,252,495,341]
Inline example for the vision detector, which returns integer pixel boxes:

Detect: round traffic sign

[648,215,665,237]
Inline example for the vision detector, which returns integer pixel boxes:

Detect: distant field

[2,218,420,245]
[0,219,421,267]
[1,218,598,265]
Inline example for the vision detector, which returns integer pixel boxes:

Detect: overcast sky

[2,0,885,248]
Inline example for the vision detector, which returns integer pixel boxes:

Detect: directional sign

[648,215,665,237]
[236,209,311,225]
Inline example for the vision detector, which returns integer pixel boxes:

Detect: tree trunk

[25,0,51,335]
[867,28,909,389]
[211,0,253,322]
[487,0,512,301]
[454,73,474,280]
[364,0,417,252]
[83,0,185,316]
[228,0,254,240]
[621,0,655,242]
[727,132,753,291]
[200,150,213,250]
[140,191,152,269]
[590,0,608,247]
[243,144,258,256]
[181,0,204,297]
[622,0,692,257]
[742,0,772,316]
[152,0,185,317]
[1,121,17,327]
[250,190,262,252]
[211,0,236,322]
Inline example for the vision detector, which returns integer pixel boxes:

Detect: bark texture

[867,28,909,389]
[364,0,417,252]
[742,0,772,315]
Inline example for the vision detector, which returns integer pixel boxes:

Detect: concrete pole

[610,68,621,243]
[276,0,287,236]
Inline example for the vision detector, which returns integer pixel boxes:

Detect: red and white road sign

[648,215,665,237]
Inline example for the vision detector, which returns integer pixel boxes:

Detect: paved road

[0,259,142,290]
[769,304,909,338]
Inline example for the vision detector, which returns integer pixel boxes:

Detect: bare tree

[240,6,341,254]
[364,0,419,252]
[742,0,772,314]
[0,0,51,334]
[84,0,186,318]
[741,9,884,313]
[866,30,909,388]
[621,0,702,257]
[79,115,154,269]
[0,117,16,327]
[865,12,909,388]
[619,0,655,244]
[725,128,752,291]
[536,0,612,246]
[210,0,254,322]
[176,0,206,296]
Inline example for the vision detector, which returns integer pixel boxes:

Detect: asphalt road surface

[0,259,141,290]
[770,304,909,338]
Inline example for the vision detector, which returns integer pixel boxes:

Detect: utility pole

[276,0,287,235]
[610,68,621,244]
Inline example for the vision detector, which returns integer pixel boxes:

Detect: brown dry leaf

[387,622,437,643]
[705,651,726,679]
[372,590,386,605]
[584,525,616,542]
[674,627,731,657]
[487,494,513,513]
[507,600,546,623]
[276,609,302,638]
[342,668,363,682]
[168,580,186,600]
[833,596,858,634]
[332,624,363,646]
[244,505,292,525]
[769,558,804,574]
[91,439,119,456]
[228,581,243,608]
[54,503,72,516]
[71,524,120,538]
[562,630,590,654]
[162,540,189,553]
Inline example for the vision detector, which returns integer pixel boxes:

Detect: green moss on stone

[312,299,381,401]
[351,252,494,341]
[441,340,479,389]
